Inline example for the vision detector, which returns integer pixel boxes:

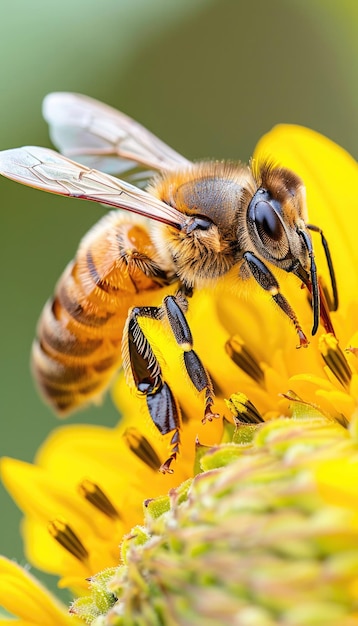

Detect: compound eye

[254,201,284,244]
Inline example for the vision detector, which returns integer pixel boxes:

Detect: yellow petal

[0,556,80,625]
[316,388,356,417]
[315,457,358,512]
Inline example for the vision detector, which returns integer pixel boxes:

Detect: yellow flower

[1,124,358,621]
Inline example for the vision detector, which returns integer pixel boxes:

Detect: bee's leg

[243,252,309,347]
[163,295,220,423]
[125,307,181,473]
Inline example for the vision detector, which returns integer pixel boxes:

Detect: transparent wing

[42,92,190,179]
[0,146,187,228]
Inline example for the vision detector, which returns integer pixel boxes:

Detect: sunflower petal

[0,556,80,625]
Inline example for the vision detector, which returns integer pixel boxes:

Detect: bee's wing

[42,92,190,181]
[0,146,187,228]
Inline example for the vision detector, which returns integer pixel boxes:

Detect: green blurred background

[1,0,358,600]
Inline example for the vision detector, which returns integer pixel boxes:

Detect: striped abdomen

[32,212,169,414]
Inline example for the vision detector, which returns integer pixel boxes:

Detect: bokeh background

[1,0,358,599]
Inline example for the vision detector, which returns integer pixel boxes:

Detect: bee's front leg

[243,251,309,347]
[163,294,219,424]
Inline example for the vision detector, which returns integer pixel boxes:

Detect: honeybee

[0,93,337,472]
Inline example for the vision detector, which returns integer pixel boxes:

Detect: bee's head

[247,163,310,275]
[247,162,335,335]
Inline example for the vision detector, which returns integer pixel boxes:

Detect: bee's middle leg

[125,306,180,473]
[126,295,219,437]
